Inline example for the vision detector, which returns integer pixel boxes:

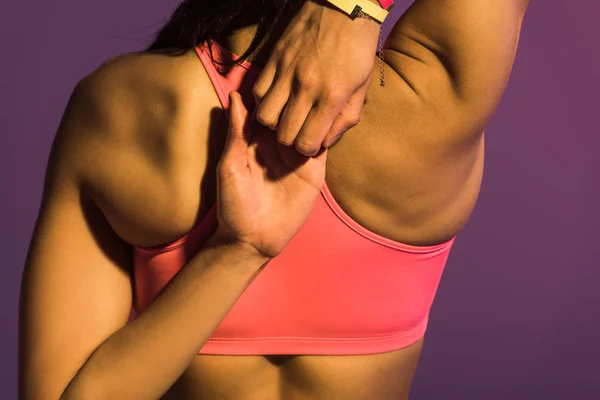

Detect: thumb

[223,91,251,161]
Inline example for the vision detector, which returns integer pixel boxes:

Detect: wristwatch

[326,0,390,24]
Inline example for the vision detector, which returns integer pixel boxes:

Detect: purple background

[1,1,598,399]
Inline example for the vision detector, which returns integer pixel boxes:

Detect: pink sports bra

[131,41,456,355]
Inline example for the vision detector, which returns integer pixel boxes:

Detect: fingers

[253,56,369,156]
[220,92,250,172]
[254,70,292,131]
[252,58,277,110]
[277,90,313,146]
[323,82,369,148]
[255,81,366,155]
[293,95,343,156]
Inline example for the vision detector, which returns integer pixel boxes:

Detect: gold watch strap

[326,0,389,24]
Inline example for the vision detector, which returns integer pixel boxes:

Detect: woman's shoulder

[78,49,211,127]
[54,49,224,247]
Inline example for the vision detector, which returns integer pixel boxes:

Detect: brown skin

[19,0,529,399]
[251,0,381,154]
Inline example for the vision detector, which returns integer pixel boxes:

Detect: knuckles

[294,63,319,91]
[321,89,345,109]
[251,52,365,156]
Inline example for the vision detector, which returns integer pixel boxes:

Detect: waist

[162,338,424,400]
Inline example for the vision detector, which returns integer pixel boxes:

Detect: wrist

[312,0,381,31]
[205,228,273,265]
[317,0,391,24]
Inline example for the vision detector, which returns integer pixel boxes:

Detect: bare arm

[18,76,269,400]
[384,0,530,132]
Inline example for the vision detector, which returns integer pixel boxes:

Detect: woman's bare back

[79,44,482,398]
[94,48,483,251]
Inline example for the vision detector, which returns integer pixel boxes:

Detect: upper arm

[384,0,529,129]
[18,76,134,400]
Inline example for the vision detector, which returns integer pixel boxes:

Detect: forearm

[60,236,268,400]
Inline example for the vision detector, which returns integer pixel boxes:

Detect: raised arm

[250,0,529,153]
[385,0,530,125]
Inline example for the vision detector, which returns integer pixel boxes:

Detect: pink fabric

[132,41,455,355]
[378,0,394,10]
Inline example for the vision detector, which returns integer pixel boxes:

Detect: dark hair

[146,0,297,65]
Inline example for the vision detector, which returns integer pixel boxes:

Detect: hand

[253,0,380,156]
[214,92,328,258]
